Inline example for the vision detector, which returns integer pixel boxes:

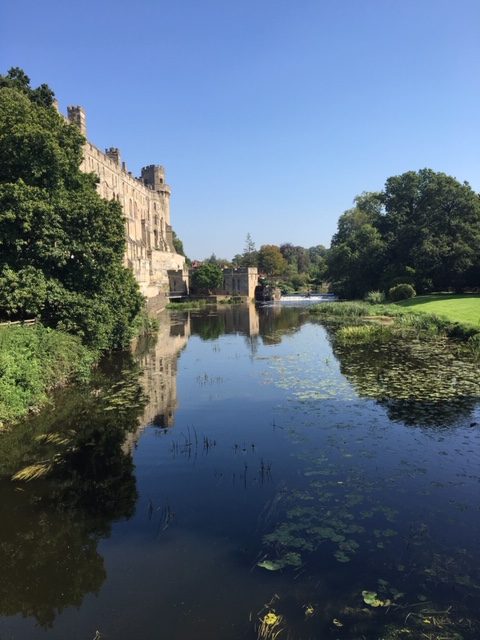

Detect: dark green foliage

[232,232,258,268]
[0,67,54,108]
[388,284,416,301]
[0,324,95,425]
[0,69,144,350]
[327,171,480,297]
[327,192,386,298]
[257,244,288,276]
[190,262,223,293]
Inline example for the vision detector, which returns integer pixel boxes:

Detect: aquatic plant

[310,301,373,317]
[257,610,284,640]
[466,333,480,359]
[364,290,385,304]
[166,300,208,310]
[336,324,392,343]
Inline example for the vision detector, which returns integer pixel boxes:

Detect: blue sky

[2,0,480,260]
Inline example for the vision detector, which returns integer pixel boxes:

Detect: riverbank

[395,294,480,327]
[309,298,480,354]
[0,324,96,428]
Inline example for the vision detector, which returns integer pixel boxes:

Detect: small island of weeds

[166,300,208,310]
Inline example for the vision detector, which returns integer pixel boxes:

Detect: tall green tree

[0,69,143,350]
[381,169,480,292]
[240,232,258,267]
[190,263,223,293]
[327,172,480,297]
[257,244,288,277]
[327,193,385,298]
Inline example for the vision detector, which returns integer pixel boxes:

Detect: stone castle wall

[66,106,187,300]
[221,267,258,299]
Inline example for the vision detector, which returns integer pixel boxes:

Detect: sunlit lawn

[396,294,480,327]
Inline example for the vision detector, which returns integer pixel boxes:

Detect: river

[0,304,479,639]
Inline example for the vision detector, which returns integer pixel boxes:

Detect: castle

[66,106,188,308]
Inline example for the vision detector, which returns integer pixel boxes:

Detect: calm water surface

[1,305,479,639]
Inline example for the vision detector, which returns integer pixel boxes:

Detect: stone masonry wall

[66,106,187,299]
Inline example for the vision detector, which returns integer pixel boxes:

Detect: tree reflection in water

[325,323,480,426]
[0,353,144,627]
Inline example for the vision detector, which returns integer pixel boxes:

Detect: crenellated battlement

[67,105,86,136]
[65,105,188,301]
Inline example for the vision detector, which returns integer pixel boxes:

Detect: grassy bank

[0,324,96,428]
[309,298,480,355]
[396,294,480,328]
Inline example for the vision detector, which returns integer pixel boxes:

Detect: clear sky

[2,0,480,260]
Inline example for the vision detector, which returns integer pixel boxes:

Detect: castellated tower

[67,105,86,136]
[63,104,188,303]
[141,165,166,190]
[105,147,121,166]
[141,165,171,226]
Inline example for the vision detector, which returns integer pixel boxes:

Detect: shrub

[364,290,385,304]
[0,324,95,426]
[190,263,223,293]
[388,283,416,301]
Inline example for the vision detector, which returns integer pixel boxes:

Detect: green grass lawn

[396,294,480,327]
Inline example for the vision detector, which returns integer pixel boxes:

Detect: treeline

[214,169,480,298]
[203,235,328,294]
[327,170,480,298]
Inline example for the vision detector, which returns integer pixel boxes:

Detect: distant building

[222,267,259,299]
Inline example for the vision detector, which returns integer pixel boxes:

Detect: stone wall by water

[66,106,188,301]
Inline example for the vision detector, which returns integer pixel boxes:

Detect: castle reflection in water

[132,304,265,435]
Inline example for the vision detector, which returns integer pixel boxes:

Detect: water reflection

[0,355,143,627]
[134,315,190,429]
[1,305,480,638]
[326,325,480,426]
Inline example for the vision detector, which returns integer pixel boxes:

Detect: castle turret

[67,105,86,136]
[141,165,167,191]
[106,147,121,165]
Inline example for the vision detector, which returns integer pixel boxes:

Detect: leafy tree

[307,245,328,287]
[0,67,54,108]
[0,69,143,349]
[381,169,480,292]
[327,171,480,297]
[190,263,223,293]
[258,244,288,277]
[239,232,258,267]
[280,243,311,274]
[327,194,386,298]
